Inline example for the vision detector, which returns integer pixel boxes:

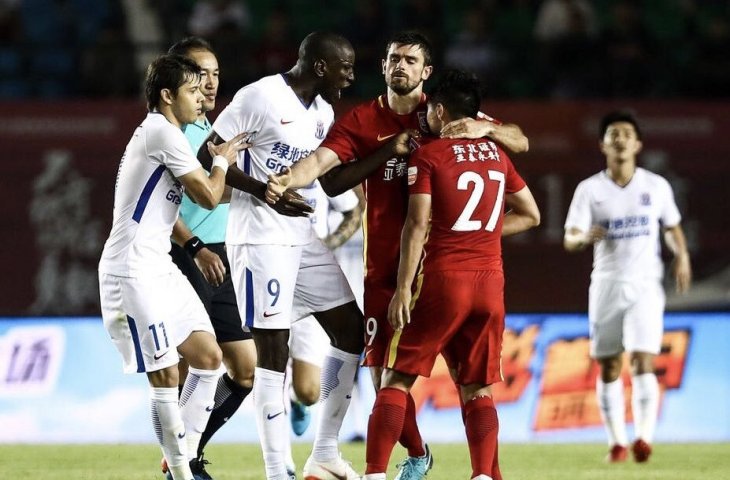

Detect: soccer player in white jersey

[198,32,363,480]
[98,54,248,480]
[564,111,692,464]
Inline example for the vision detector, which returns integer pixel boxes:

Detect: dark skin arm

[318,131,416,197]
[198,131,313,217]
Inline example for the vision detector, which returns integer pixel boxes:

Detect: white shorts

[588,278,665,358]
[99,272,214,374]
[228,239,355,330]
[289,315,331,367]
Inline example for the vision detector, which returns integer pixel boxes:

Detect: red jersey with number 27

[408,137,526,273]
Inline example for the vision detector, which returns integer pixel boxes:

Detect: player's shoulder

[143,113,184,144]
[636,167,669,184]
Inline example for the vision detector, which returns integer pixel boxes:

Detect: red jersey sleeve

[320,108,361,163]
[503,154,526,194]
[407,149,434,195]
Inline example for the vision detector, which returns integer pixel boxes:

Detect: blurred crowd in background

[1,0,730,101]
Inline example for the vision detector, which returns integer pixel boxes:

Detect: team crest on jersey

[407,166,418,185]
[640,193,651,206]
[417,112,429,133]
[315,120,325,140]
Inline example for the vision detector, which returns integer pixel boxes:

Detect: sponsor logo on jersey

[377,133,397,142]
[408,166,418,185]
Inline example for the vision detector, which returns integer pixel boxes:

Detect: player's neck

[157,105,182,129]
[283,69,317,107]
[605,158,636,186]
[386,88,422,115]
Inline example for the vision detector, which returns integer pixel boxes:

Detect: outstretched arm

[198,130,312,217]
[440,119,529,154]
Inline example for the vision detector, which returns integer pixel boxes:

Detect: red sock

[492,442,502,480]
[399,392,426,457]
[464,395,499,479]
[366,387,407,474]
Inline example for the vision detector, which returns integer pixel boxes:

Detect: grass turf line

[1,443,729,479]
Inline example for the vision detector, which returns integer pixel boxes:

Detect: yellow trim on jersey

[362,203,368,277]
[409,224,430,309]
[386,328,402,369]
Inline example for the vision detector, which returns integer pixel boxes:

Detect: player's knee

[295,383,321,405]
[197,344,223,370]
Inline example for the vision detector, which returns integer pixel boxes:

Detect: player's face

[187,49,219,114]
[383,44,433,96]
[320,45,355,104]
[170,75,204,126]
[600,122,642,162]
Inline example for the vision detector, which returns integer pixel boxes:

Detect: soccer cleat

[302,453,360,480]
[606,444,628,463]
[190,454,214,480]
[161,456,211,480]
[290,399,312,436]
[394,443,433,480]
[631,439,652,463]
[287,465,297,480]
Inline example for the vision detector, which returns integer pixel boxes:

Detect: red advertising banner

[1,100,728,315]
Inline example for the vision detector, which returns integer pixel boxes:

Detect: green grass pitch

[2,442,729,479]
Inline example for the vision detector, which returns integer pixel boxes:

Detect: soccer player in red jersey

[267,32,529,479]
[363,70,540,480]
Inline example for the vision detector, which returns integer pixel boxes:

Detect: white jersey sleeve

[658,176,681,228]
[564,179,593,232]
[212,84,268,142]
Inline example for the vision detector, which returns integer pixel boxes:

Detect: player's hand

[585,225,607,245]
[388,129,420,157]
[441,117,494,139]
[387,289,412,331]
[265,167,293,204]
[194,247,226,287]
[207,132,252,166]
[673,253,692,294]
[268,188,313,217]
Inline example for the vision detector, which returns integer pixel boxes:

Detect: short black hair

[299,31,352,66]
[386,31,433,66]
[144,54,201,111]
[168,36,216,57]
[428,69,481,120]
[599,111,642,140]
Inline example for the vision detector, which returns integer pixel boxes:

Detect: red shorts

[384,270,505,386]
[362,280,397,368]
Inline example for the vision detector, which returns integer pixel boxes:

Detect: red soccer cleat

[606,444,628,463]
[632,439,653,463]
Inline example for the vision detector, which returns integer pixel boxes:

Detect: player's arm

[266,131,415,201]
[502,186,541,236]
[663,224,692,293]
[171,218,226,287]
[323,186,365,249]
[198,130,312,217]
[178,132,249,209]
[388,193,431,331]
[440,119,529,154]
[563,225,607,252]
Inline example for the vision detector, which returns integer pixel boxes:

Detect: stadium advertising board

[1,314,728,444]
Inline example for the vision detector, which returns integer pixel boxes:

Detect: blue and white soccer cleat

[290,399,311,436]
[394,443,434,480]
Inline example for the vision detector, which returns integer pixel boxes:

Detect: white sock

[150,387,192,480]
[312,347,359,462]
[631,373,659,443]
[596,377,628,446]
[179,367,219,460]
[348,380,366,437]
[362,474,386,480]
[254,367,288,479]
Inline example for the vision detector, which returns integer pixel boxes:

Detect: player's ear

[381,58,387,75]
[635,140,643,154]
[160,88,174,105]
[436,103,445,120]
[314,59,326,78]
[422,64,433,81]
